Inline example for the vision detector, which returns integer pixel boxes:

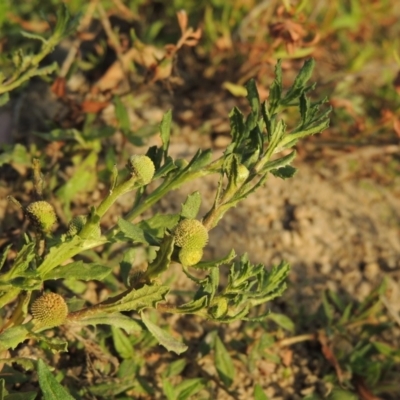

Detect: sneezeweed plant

[0,59,330,397]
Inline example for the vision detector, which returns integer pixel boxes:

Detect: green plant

[0,6,331,392]
[0,5,80,106]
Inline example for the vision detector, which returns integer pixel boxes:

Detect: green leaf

[281,58,315,105]
[35,335,68,353]
[114,96,131,135]
[254,384,269,400]
[246,79,260,117]
[266,313,295,332]
[0,93,9,107]
[112,326,134,359]
[181,192,201,219]
[56,151,98,215]
[101,285,169,313]
[271,165,297,179]
[268,59,282,113]
[0,244,12,272]
[163,359,187,378]
[38,235,107,277]
[214,335,235,387]
[193,249,236,270]
[70,312,142,333]
[145,235,175,279]
[260,151,296,174]
[0,326,30,351]
[138,214,180,238]
[43,261,112,281]
[0,378,6,399]
[4,392,34,400]
[20,30,47,43]
[120,248,136,287]
[5,391,38,400]
[175,296,208,313]
[118,218,159,245]
[162,380,175,400]
[141,312,188,354]
[177,378,205,400]
[159,109,172,152]
[328,389,358,400]
[8,243,35,279]
[37,359,74,400]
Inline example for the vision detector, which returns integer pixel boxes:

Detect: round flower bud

[31,293,68,328]
[126,155,155,184]
[25,201,57,233]
[179,247,203,267]
[67,215,87,237]
[173,219,208,250]
[66,215,101,238]
[236,164,249,184]
[209,297,228,319]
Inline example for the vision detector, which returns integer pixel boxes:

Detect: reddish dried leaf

[81,100,109,113]
[353,376,382,400]
[393,70,400,94]
[317,330,344,383]
[51,77,67,98]
[393,118,400,138]
[281,348,293,367]
[177,10,188,34]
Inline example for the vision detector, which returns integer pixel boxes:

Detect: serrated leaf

[281,58,315,105]
[160,110,172,152]
[271,165,297,179]
[175,296,208,313]
[214,335,235,387]
[193,249,236,270]
[267,313,294,332]
[102,285,169,313]
[70,312,142,333]
[141,312,187,354]
[20,30,47,43]
[145,235,174,279]
[8,243,35,279]
[37,359,74,400]
[138,214,180,238]
[181,192,201,219]
[186,149,212,172]
[43,261,112,281]
[0,244,12,271]
[35,335,68,353]
[118,218,159,245]
[112,326,134,359]
[261,151,296,174]
[0,326,30,351]
[246,79,260,117]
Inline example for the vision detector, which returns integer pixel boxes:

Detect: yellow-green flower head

[31,293,68,328]
[173,219,208,250]
[126,155,155,184]
[209,297,228,319]
[179,247,203,267]
[236,164,249,184]
[25,201,57,233]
